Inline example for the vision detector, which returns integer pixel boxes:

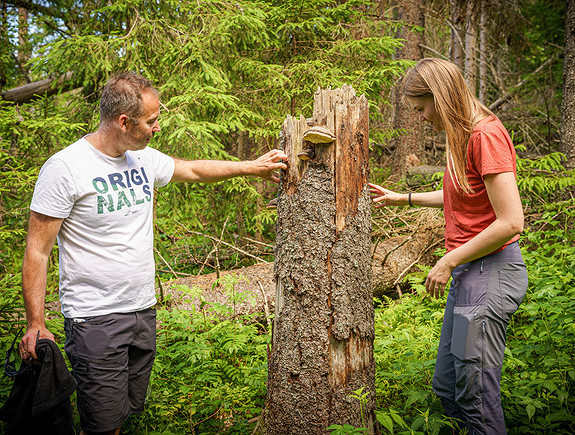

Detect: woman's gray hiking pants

[432,242,528,435]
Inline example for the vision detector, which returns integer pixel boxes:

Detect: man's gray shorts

[64,308,156,433]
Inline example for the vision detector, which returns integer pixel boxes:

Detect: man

[18,72,287,435]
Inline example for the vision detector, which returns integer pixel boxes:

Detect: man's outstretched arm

[170,149,288,184]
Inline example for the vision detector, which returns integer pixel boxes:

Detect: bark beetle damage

[328,188,373,384]
[354,130,363,149]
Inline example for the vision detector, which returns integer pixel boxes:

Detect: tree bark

[18,6,30,82]
[478,4,487,103]
[261,86,375,434]
[561,0,575,169]
[1,2,10,89]
[450,0,464,68]
[390,0,425,179]
[464,2,477,94]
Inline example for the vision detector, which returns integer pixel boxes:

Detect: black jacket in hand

[0,338,77,435]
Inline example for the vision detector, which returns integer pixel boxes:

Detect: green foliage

[1,153,575,434]
[516,150,575,205]
[0,5,406,428]
[23,0,405,146]
[327,387,372,434]
[501,199,575,433]
[367,153,575,434]
[0,96,84,307]
[0,1,573,434]
[327,423,367,434]
[124,279,269,434]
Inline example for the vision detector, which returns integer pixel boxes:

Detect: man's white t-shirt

[30,138,175,318]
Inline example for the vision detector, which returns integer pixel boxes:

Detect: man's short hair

[99,72,159,125]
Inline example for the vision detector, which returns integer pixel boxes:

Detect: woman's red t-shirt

[443,116,520,253]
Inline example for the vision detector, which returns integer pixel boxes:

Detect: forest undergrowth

[1,153,574,434]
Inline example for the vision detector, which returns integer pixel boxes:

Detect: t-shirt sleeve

[470,129,515,178]
[30,157,77,218]
[146,147,175,187]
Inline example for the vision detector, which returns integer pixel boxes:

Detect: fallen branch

[154,247,180,279]
[157,269,193,277]
[489,56,559,111]
[257,280,272,330]
[242,236,274,249]
[393,238,444,287]
[1,72,75,104]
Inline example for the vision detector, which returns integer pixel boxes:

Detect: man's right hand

[19,326,55,360]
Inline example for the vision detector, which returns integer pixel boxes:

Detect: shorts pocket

[451,305,485,362]
[499,263,528,319]
[72,356,129,432]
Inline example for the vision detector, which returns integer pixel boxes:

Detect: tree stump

[261,86,375,434]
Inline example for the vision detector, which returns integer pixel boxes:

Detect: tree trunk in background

[235,131,250,240]
[0,3,8,89]
[18,6,30,82]
[450,0,464,68]
[261,86,375,434]
[464,2,477,94]
[478,4,487,103]
[561,0,575,169]
[390,0,425,179]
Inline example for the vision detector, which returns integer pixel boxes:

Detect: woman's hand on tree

[369,183,406,207]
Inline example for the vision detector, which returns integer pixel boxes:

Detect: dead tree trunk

[450,0,465,68]
[0,72,75,104]
[561,0,575,169]
[464,2,477,94]
[261,86,375,434]
[390,0,425,179]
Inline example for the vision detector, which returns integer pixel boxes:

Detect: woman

[370,58,528,434]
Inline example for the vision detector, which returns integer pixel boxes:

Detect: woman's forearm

[407,189,444,208]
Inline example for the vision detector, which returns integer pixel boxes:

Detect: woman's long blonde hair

[402,58,492,193]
